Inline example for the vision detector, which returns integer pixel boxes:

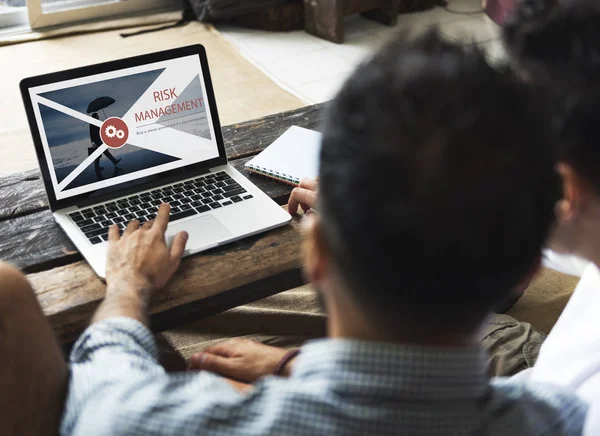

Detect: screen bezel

[20,44,228,211]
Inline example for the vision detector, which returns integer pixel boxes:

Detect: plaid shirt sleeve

[60,317,248,436]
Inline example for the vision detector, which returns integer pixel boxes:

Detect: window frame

[27,0,178,30]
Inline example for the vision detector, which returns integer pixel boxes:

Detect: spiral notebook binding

[245,163,300,187]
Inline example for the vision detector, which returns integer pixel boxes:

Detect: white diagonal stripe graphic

[34,96,103,127]
[57,144,109,191]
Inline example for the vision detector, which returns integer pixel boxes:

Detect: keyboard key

[113,216,125,223]
[190,194,202,201]
[213,194,224,201]
[162,196,173,203]
[106,212,117,219]
[170,209,196,222]
[81,223,101,233]
[173,188,184,194]
[180,204,191,211]
[69,212,83,221]
[212,188,224,195]
[224,188,247,198]
[123,213,134,221]
[173,193,183,200]
[85,227,109,238]
[201,198,212,205]
[170,200,181,207]
[77,218,94,228]
[196,205,210,213]
[243,195,254,200]
[231,196,242,203]
[214,173,229,181]
[223,184,241,192]
[99,220,112,227]
[225,179,236,185]
[215,181,226,188]
[171,206,181,213]
[107,206,118,212]
[140,203,151,210]
[83,211,95,219]
[174,183,184,188]
[101,234,109,241]
[129,206,140,212]
[130,199,141,206]
[205,184,215,190]
[201,192,212,199]
[90,236,102,244]
[117,199,128,204]
[209,202,222,209]
[105,202,116,208]
[221,201,233,206]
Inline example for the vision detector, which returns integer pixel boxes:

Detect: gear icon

[105,125,117,138]
[116,129,125,139]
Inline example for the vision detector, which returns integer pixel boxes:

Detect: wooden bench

[0,104,324,345]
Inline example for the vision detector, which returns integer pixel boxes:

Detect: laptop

[20,45,291,278]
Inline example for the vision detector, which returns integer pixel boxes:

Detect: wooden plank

[29,211,304,344]
[0,156,296,273]
[0,104,324,221]
[0,169,47,220]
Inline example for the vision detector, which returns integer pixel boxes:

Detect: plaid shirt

[61,317,587,436]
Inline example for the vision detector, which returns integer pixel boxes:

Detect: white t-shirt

[524,262,600,434]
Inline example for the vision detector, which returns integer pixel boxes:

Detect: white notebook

[245,126,322,186]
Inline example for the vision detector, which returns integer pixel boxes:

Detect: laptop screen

[27,54,221,201]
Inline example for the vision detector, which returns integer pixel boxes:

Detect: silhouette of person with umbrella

[89,113,121,173]
[87,97,121,175]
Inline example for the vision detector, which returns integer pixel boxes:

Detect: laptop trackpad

[166,214,232,253]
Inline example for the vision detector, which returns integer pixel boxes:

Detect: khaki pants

[161,286,546,377]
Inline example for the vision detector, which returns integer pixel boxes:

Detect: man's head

[503,0,600,262]
[303,30,557,339]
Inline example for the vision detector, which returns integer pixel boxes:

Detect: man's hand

[188,339,296,382]
[93,203,188,326]
[288,178,318,215]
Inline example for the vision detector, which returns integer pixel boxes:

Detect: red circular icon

[100,117,129,149]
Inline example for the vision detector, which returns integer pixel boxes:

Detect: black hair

[318,30,558,331]
[503,0,600,194]
[503,0,600,91]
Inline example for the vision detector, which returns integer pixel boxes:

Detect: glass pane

[0,1,27,29]
[41,0,120,13]
[0,0,26,9]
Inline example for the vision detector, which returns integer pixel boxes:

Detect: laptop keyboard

[68,171,254,245]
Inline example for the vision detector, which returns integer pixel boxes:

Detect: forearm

[93,279,153,327]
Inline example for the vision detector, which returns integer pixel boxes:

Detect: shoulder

[488,377,588,435]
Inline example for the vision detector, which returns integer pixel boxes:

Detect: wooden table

[0,104,324,345]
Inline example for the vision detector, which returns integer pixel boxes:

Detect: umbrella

[87,96,115,114]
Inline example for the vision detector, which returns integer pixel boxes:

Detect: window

[1,0,178,31]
